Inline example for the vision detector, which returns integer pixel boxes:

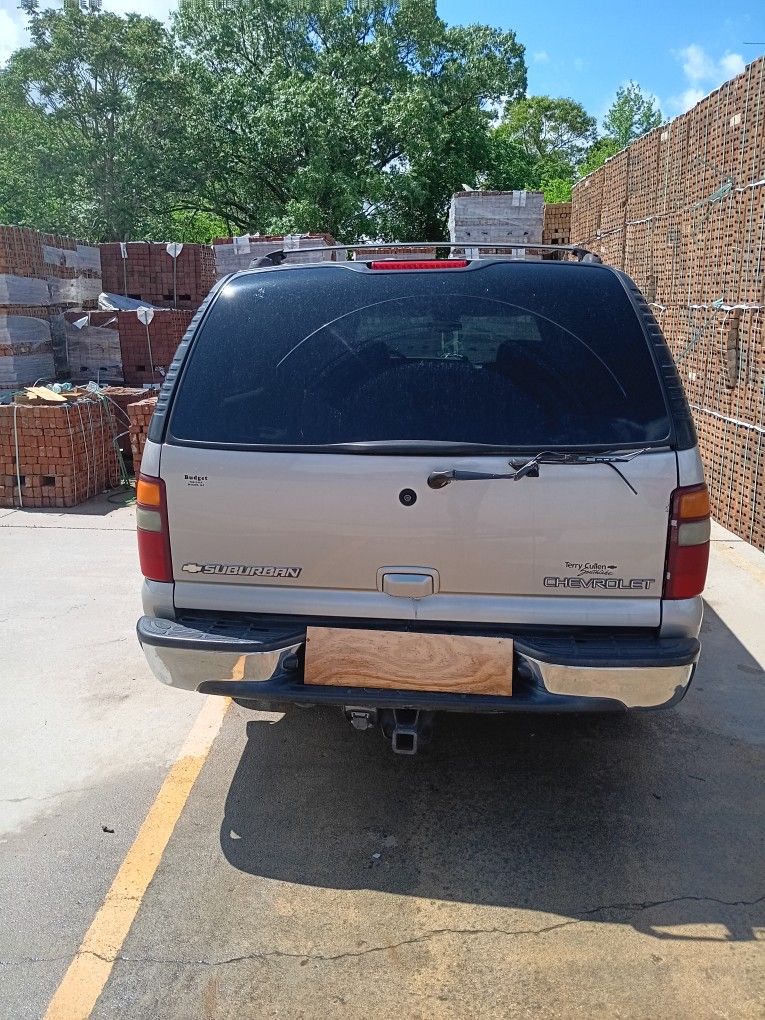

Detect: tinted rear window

[169,262,671,449]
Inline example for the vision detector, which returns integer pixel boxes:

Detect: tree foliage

[602,81,663,150]
[0,2,661,242]
[577,136,621,179]
[172,0,526,240]
[483,96,595,199]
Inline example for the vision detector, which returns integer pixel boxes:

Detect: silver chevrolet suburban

[136,245,709,753]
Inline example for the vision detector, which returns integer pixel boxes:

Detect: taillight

[369,260,469,270]
[663,483,710,599]
[136,474,173,583]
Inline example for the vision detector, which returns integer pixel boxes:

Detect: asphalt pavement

[0,499,762,1019]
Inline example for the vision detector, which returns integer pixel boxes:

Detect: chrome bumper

[138,616,699,712]
[520,655,695,709]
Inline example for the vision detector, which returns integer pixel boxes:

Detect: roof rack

[249,241,601,269]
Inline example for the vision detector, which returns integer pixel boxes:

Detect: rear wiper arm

[427,448,650,496]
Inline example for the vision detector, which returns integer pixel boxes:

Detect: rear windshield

[169,262,671,450]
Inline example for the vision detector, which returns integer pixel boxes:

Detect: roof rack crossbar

[249,241,601,268]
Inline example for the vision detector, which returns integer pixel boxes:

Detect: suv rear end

[136,251,709,751]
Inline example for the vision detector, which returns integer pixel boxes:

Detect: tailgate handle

[382,573,434,599]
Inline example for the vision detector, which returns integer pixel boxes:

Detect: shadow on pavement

[220,604,764,943]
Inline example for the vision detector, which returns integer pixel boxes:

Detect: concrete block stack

[211,233,340,276]
[63,310,122,383]
[0,226,104,388]
[127,396,157,475]
[99,242,217,308]
[1,227,56,389]
[541,204,572,249]
[40,233,102,309]
[571,56,765,549]
[0,396,119,508]
[117,309,195,385]
[448,191,544,248]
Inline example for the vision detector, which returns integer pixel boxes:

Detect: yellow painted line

[43,696,230,1020]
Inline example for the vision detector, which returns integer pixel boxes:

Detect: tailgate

[163,446,677,619]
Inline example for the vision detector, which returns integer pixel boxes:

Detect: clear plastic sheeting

[49,276,103,306]
[65,320,122,383]
[98,292,160,312]
[448,190,545,246]
[42,244,102,273]
[0,314,51,348]
[0,314,55,388]
[212,235,338,277]
[0,274,51,306]
[0,354,55,388]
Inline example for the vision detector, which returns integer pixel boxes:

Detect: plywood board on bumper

[304,628,513,696]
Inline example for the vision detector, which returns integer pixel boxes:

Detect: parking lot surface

[0,502,763,1019]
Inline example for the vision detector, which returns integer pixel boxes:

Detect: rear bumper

[137,616,699,712]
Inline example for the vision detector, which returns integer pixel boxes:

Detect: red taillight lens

[369,260,469,270]
[663,483,710,599]
[136,473,172,582]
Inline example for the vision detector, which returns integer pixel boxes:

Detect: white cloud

[0,0,175,63]
[667,44,747,114]
[720,51,745,77]
[573,57,586,72]
[532,50,549,64]
[0,9,25,66]
[678,43,716,83]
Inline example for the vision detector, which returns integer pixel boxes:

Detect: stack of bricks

[1,226,56,388]
[1,225,104,387]
[63,310,122,383]
[570,56,765,549]
[127,396,157,476]
[99,242,217,308]
[211,233,340,275]
[118,309,194,385]
[0,397,119,508]
[448,191,544,247]
[541,204,572,251]
[99,386,151,464]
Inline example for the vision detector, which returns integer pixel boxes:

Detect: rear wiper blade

[427,448,650,495]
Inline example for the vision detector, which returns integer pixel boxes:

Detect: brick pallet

[449,191,544,246]
[63,310,122,383]
[211,233,340,275]
[0,397,119,508]
[570,55,765,549]
[542,203,572,248]
[128,396,157,475]
[0,225,103,386]
[98,386,150,463]
[100,242,217,308]
[118,309,194,385]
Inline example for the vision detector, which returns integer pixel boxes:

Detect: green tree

[483,95,595,196]
[500,96,596,173]
[602,81,663,149]
[174,0,526,240]
[2,4,187,240]
[577,136,621,178]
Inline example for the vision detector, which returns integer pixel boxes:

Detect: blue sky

[2,0,763,123]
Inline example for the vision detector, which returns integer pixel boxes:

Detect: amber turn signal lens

[676,484,710,520]
[136,477,162,508]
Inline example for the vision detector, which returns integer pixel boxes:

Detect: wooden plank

[304,628,513,696]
